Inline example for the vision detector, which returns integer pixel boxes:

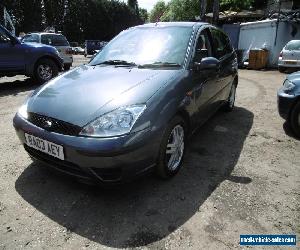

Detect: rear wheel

[64,64,72,71]
[156,116,186,179]
[290,101,300,138]
[34,58,58,84]
[223,81,237,112]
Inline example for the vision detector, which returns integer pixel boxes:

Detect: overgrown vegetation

[2,0,145,42]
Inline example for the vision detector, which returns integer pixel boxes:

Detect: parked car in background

[22,32,73,70]
[14,22,238,184]
[84,40,107,57]
[278,72,300,137]
[73,46,84,55]
[0,25,63,83]
[278,40,300,73]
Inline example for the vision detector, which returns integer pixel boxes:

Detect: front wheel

[156,116,186,179]
[34,58,58,84]
[290,101,300,138]
[223,82,237,112]
[279,67,286,73]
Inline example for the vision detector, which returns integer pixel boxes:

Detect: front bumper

[13,113,161,185]
[277,88,298,120]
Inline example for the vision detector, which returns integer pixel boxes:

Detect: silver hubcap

[166,125,185,171]
[38,64,53,81]
[229,85,236,107]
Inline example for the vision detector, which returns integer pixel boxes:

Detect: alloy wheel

[165,125,185,171]
[37,64,53,81]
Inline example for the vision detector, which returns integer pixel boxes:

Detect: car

[22,32,73,70]
[0,25,63,83]
[278,40,300,73]
[278,72,300,137]
[13,22,238,185]
[72,46,84,55]
[84,40,106,57]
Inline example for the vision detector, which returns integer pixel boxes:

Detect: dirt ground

[0,55,299,249]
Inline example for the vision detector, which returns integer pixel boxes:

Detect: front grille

[28,112,81,136]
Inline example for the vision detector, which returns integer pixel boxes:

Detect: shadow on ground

[15,106,253,248]
[0,77,39,97]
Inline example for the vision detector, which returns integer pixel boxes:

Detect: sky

[138,0,161,11]
[122,0,168,12]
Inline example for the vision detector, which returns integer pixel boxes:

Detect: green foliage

[160,0,199,21]
[139,8,148,23]
[220,0,254,11]
[149,1,167,22]
[2,0,143,42]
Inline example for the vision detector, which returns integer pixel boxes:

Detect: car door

[191,28,219,125]
[0,28,25,72]
[210,28,236,102]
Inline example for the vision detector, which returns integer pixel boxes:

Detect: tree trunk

[200,0,207,21]
[213,0,220,25]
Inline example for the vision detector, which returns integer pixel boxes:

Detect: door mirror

[194,57,220,71]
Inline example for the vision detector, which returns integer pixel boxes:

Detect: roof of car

[135,22,208,29]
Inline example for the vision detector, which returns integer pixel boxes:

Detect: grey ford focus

[13,22,238,184]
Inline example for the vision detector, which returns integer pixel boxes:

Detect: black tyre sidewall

[34,59,58,84]
[156,116,186,179]
[290,101,300,138]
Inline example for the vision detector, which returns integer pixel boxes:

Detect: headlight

[80,105,146,137]
[18,104,28,119]
[283,79,295,92]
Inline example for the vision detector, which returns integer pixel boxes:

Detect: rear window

[41,34,69,46]
[285,40,300,51]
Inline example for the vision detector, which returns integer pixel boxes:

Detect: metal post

[274,0,281,46]
[213,0,220,25]
[200,0,207,21]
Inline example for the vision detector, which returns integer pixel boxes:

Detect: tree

[139,8,148,23]
[149,1,167,22]
[128,0,139,15]
[220,0,254,11]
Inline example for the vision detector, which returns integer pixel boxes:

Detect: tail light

[66,48,72,55]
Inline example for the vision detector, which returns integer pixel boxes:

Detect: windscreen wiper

[91,60,138,67]
[139,62,181,68]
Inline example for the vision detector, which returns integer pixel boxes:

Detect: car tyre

[290,101,300,138]
[156,116,186,179]
[279,67,286,73]
[64,64,72,71]
[223,81,237,112]
[34,58,58,84]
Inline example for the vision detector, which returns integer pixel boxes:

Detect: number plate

[24,133,64,160]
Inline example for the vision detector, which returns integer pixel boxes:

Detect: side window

[194,29,212,62]
[0,31,11,43]
[22,34,39,43]
[41,35,51,45]
[210,28,232,59]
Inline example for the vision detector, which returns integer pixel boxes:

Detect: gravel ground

[0,56,299,249]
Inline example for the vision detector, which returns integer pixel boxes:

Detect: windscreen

[90,26,193,66]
